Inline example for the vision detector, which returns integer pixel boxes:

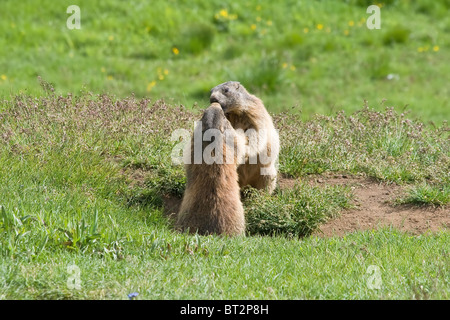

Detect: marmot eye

[223,88,229,94]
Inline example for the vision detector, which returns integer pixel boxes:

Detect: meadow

[0,0,449,300]
[0,90,448,299]
[1,0,449,121]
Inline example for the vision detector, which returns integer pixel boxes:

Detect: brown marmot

[210,81,279,194]
[176,102,245,236]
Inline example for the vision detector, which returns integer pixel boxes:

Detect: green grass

[395,183,450,206]
[1,0,449,300]
[244,183,354,237]
[1,0,449,122]
[277,104,449,192]
[0,92,448,299]
[1,228,448,299]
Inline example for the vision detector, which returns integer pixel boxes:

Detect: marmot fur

[176,102,245,236]
[210,81,279,194]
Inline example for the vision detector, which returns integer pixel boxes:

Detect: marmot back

[176,102,245,236]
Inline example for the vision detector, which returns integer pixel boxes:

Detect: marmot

[176,102,246,236]
[210,81,279,194]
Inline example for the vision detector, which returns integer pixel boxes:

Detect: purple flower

[128,292,139,300]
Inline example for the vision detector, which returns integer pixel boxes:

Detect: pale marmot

[210,81,279,194]
[176,102,246,236]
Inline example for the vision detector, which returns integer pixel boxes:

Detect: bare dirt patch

[299,174,449,237]
[162,174,449,237]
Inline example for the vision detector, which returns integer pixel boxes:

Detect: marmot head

[198,102,242,162]
[210,81,250,113]
[201,102,229,132]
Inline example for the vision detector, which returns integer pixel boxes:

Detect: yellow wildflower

[251,24,257,31]
[256,16,262,22]
[147,81,157,92]
[433,45,439,52]
[267,20,273,26]
[348,20,355,27]
[101,67,106,73]
[219,9,228,18]
[317,24,323,30]
[108,35,114,41]
[303,28,309,34]
[282,62,288,69]
[344,29,349,36]
[290,65,296,71]
[1,75,7,81]
[164,69,169,75]
[417,47,424,53]
[256,5,261,11]
[172,47,179,55]
[107,75,113,80]
[358,17,366,27]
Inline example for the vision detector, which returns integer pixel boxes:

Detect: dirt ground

[281,174,449,237]
[163,173,449,238]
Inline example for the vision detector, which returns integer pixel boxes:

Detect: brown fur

[210,81,279,194]
[176,103,245,236]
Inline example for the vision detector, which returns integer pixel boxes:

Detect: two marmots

[176,82,279,236]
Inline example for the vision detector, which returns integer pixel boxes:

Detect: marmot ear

[235,82,240,90]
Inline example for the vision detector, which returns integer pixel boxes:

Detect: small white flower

[386,73,399,80]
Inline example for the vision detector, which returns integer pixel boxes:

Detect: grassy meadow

[0,0,449,300]
[1,0,449,121]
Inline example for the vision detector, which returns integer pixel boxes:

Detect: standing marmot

[176,102,245,236]
[210,81,279,194]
